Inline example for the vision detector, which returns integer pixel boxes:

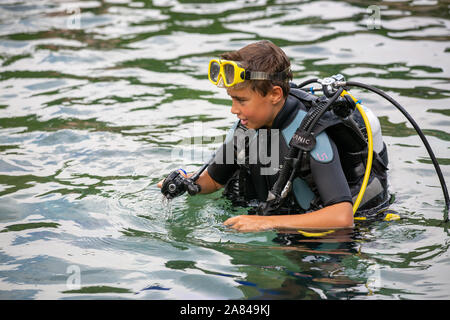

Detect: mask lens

[223,64,235,86]
[209,61,221,83]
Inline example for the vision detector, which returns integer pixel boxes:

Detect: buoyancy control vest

[222,88,390,215]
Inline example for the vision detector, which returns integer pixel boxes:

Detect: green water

[0,0,449,300]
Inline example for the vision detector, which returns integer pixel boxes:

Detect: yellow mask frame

[208,59,246,87]
[208,59,290,88]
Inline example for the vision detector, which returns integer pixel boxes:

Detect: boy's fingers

[178,169,188,178]
[157,169,187,189]
[224,216,237,226]
[157,178,165,188]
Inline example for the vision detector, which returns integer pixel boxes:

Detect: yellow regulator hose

[341,90,374,217]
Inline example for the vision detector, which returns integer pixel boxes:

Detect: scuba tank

[363,106,383,154]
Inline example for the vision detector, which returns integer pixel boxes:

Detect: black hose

[189,153,215,182]
[305,87,343,134]
[296,78,323,94]
[346,81,449,221]
[296,78,319,88]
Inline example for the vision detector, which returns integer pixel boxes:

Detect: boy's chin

[242,122,254,129]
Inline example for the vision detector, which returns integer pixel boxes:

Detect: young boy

[158,40,389,232]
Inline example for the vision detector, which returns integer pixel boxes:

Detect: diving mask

[208,59,290,88]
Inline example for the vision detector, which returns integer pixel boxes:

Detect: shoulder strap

[288,88,319,109]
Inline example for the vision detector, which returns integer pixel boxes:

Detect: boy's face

[226,85,284,130]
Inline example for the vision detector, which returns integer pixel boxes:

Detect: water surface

[0,0,449,299]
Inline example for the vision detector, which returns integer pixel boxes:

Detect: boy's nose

[230,101,240,115]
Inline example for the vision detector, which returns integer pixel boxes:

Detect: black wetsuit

[208,89,389,215]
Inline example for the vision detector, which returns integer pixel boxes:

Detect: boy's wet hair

[220,40,292,97]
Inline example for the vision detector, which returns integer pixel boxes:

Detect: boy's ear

[270,85,284,105]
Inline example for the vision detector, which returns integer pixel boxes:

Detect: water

[0,0,449,300]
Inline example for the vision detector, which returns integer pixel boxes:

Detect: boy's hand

[224,215,275,232]
[157,170,188,189]
[158,169,192,200]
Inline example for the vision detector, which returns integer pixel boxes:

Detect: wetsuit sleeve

[310,138,353,206]
[207,143,239,186]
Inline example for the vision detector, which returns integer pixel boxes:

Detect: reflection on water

[0,0,449,300]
